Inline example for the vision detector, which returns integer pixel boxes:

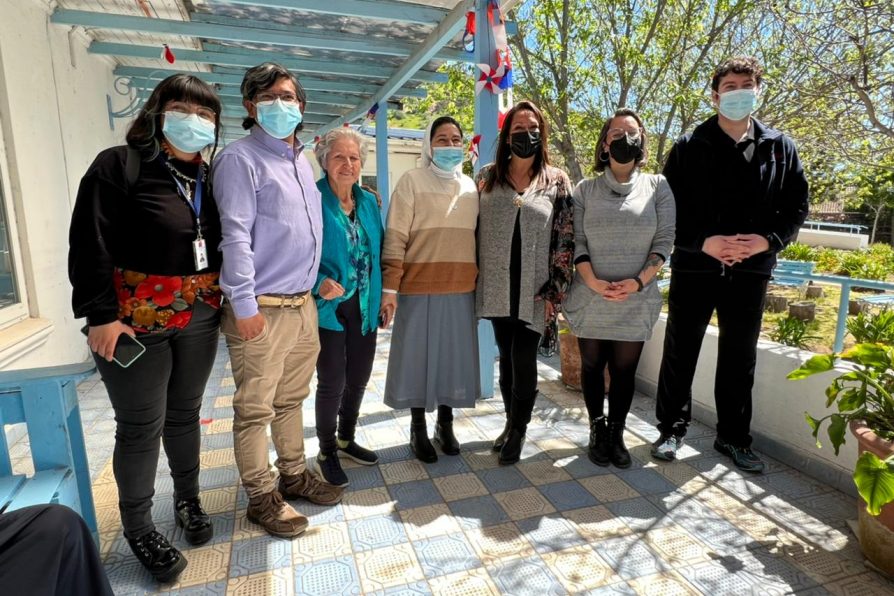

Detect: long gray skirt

[384,292,480,411]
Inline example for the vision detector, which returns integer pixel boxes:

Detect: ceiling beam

[313,0,474,137]
[52,9,469,62]
[113,66,426,98]
[212,0,448,24]
[89,42,448,84]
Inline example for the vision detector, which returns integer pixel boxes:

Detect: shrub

[780,242,817,262]
[867,243,894,271]
[848,308,894,344]
[814,248,845,275]
[770,316,820,349]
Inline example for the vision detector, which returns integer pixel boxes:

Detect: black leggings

[491,317,542,430]
[315,293,377,453]
[95,301,220,539]
[411,405,453,425]
[578,338,644,424]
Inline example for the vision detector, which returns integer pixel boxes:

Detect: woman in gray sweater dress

[563,108,675,469]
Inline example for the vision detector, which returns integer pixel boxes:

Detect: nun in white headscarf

[379,116,481,464]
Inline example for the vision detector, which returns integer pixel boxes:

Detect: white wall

[637,315,859,494]
[0,0,121,369]
[797,228,868,250]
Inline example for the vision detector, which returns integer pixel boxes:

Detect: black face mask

[609,135,643,164]
[510,131,542,158]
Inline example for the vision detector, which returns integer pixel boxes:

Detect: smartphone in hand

[81,326,147,368]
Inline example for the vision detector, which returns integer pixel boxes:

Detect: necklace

[165,161,206,202]
[507,168,532,207]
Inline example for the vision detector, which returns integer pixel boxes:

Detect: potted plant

[788,343,894,576]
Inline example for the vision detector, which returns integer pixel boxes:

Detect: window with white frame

[0,131,29,328]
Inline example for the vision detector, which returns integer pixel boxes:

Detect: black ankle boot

[175,497,213,545]
[410,422,438,463]
[498,427,526,465]
[434,421,460,455]
[608,421,631,468]
[588,417,610,467]
[492,419,511,452]
[128,530,188,583]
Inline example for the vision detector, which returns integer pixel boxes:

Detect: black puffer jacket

[663,116,809,275]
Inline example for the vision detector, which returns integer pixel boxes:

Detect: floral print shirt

[337,209,374,335]
[115,268,222,333]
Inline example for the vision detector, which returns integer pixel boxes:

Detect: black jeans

[94,301,220,539]
[578,338,644,424]
[490,317,542,430]
[656,271,768,447]
[315,293,377,454]
[0,505,113,596]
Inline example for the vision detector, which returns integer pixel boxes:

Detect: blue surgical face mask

[255,99,303,139]
[431,146,464,171]
[162,111,216,154]
[717,88,756,121]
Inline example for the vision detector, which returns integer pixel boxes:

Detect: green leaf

[841,344,890,367]
[854,452,894,516]
[171,298,189,311]
[836,387,865,412]
[788,355,835,380]
[805,412,823,447]
[827,414,848,456]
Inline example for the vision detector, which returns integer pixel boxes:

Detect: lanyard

[166,162,204,239]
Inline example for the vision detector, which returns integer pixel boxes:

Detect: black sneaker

[127,530,187,583]
[713,437,765,473]
[312,452,349,487]
[337,440,378,466]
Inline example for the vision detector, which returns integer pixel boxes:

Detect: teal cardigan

[313,178,384,333]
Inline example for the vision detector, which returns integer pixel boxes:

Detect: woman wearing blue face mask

[380,116,480,463]
[69,74,223,583]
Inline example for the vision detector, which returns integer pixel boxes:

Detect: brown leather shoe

[279,469,345,506]
[246,490,308,538]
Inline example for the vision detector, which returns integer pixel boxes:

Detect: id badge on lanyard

[171,170,209,271]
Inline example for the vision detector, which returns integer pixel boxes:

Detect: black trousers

[95,301,220,539]
[656,271,768,447]
[578,338,645,424]
[0,504,113,596]
[315,293,377,453]
[490,317,542,430]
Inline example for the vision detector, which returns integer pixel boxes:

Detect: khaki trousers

[222,301,320,498]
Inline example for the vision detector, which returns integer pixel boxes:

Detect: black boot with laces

[127,530,187,583]
[175,497,213,545]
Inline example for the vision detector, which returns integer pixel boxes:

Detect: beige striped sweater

[382,167,479,295]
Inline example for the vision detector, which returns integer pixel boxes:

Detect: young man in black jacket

[651,56,809,472]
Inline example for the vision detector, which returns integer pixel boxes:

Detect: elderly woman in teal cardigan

[311,127,383,487]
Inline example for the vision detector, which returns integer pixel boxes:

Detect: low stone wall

[636,314,859,495]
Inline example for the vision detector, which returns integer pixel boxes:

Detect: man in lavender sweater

[213,63,343,539]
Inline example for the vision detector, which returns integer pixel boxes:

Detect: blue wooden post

[376,101,391,221]
[474,0,501,399]
[835,281,852,353]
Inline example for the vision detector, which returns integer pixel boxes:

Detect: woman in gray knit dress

[563,108,675,469]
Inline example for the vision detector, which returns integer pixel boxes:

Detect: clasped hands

[588,278,640,302]
[702,234,769,266]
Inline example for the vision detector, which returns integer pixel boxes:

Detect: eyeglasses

[607,127,642,142]
[166,102,216,123]
[255,93,301,105]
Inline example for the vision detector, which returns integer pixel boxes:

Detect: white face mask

[717,88,757,121]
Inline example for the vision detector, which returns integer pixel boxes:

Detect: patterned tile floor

[10,329,894,595]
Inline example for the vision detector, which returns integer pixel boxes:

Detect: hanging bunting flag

[469,134,481,166]
[487,0,508,51]
[364,104,379,123]
[497,48,513,90]
[462,11,476,53]
[161,44,176,64]
[497,110,508,131]
[476,62,505,95]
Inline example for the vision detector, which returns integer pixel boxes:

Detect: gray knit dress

[563,169,676,341]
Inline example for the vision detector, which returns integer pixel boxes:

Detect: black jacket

[663,116,809,275]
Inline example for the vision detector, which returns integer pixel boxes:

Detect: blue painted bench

[857,294,894,308]
[772,259,815,289]
[0,361,97,536]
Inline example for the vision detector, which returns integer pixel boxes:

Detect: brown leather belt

[256,292,309,309]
